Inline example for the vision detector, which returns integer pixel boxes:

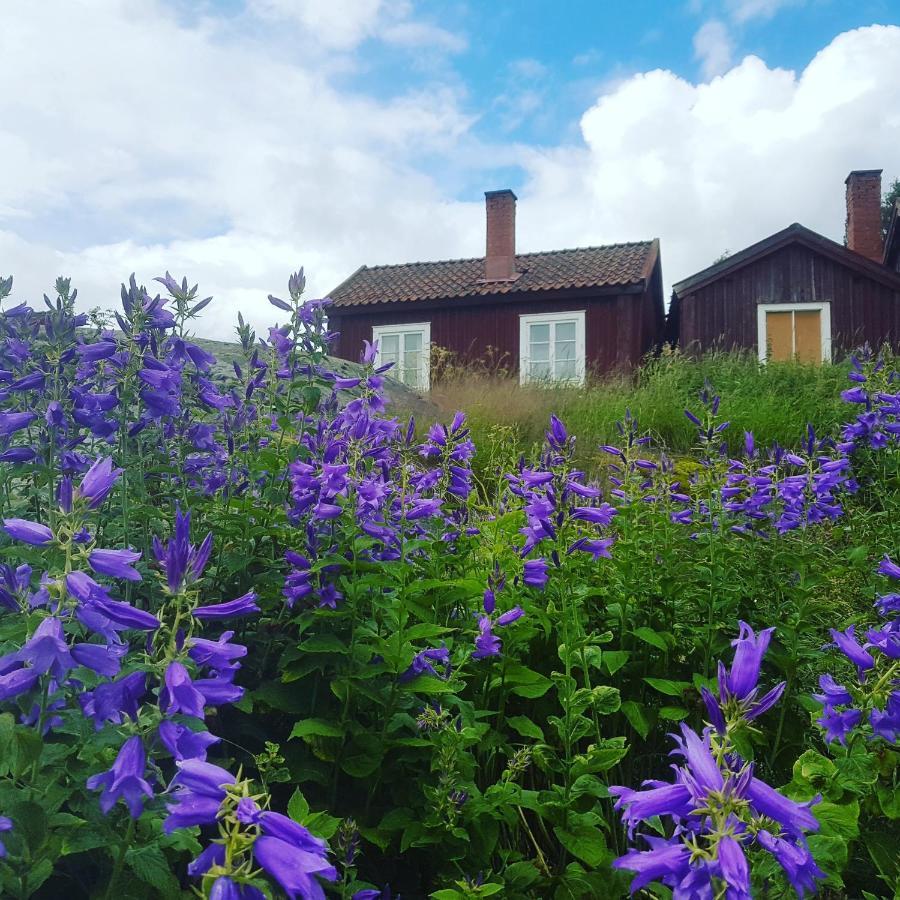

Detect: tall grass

[428,347,856,472]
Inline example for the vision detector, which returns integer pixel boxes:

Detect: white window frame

[756,302,832,364]
[372,322,431,390]
[519,310,586,386]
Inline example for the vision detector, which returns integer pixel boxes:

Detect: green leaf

[399,675,460,695]
[404,624,453,641]
[602,650,629,675]
[10,799,46,852]
[341,736,384,778]
[506,716,545,741]
[288,788,310,822]
[554,823,609,867]
[298,634,348,653]
[865,831,900,890]
[833,749,877,796]
[502,662,553,699]
[503,861,541,889]
[589,685,621,715]
[570,774,609,800]
[877,782,900,819]
[571,739,629,777]
[305,810,342,839]
[643,677,690,697]
[25,859,53,895]
[793,749,837,785]
[813,798,860,843]
[620,700,651,740]
[289,719,344,740]
[632,627,669,651]
[658,706,690,721]
[125,844,181,896]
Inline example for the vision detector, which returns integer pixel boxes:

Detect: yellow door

[765,311,794,361]
[764,309,822,362]
[793,311,821,363]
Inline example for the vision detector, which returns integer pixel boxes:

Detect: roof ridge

[355,240,654,273]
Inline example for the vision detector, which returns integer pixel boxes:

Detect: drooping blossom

[86,736,154,818]
[253,811,338,900]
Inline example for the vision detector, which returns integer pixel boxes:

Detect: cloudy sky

[1,0,899,342]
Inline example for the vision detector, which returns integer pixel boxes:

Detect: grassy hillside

[428,348,862,472]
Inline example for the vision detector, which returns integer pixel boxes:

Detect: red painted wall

[329,264,663,377]
[675,242,900,354]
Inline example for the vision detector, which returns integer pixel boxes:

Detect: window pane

[555,357,576,380]
[380,333,399,362]
[404,331,422,352]
[529,323,550,344]
[529,360,551,380]
[556,339,575,362]
[530,340,550,362]
[555,321,576,342]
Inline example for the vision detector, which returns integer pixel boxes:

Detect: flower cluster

[814,556,899,745]
[611,624,825,898]
[171,762,338,899]
[508,415,617,588]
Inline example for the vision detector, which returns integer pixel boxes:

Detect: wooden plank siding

[676,242,900,355]
[329,258,664,377]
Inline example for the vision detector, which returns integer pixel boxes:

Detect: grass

[427,347,857,473]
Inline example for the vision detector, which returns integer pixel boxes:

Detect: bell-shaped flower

[88,548,142,581]
[160,661,206,719]
[86,736,153,818]
[720,621,775,700]
[192,591,259,621]
[158,720,221,761]
[0,816,10,858]
[3,518,53,546]
[253,811,338,900]
[164,759,234,833]
[79,672,147,730]
[77,457,122,509]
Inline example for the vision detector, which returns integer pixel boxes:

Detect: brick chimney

[845,169,883,262]
[484,189,518,281]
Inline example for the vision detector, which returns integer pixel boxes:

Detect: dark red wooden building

[327,190,664,389]
[669,170,900,362]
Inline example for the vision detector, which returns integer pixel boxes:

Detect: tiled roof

[328,241,658,308]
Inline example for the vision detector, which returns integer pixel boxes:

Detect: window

[757,303,831,364]
[372,322,431,390]
[519,311,586,385]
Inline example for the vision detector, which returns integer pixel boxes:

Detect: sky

[1,0,899,342]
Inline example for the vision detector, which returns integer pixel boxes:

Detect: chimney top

[845,169,883,184]
[483,189,520,282]
[484,188,518,201]
[845,169,884,263]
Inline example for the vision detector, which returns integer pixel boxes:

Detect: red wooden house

[327,190,664,389]
[669,170,900,362]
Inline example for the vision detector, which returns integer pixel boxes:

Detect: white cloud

[247,0,386,49]
[728,0,801,24]
[382,21,467,53]
[0,0,476,340]
[1,5,899,357]
[518,25,900,302]
[693,19,734,79]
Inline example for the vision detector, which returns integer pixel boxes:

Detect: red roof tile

[328,241,658,308]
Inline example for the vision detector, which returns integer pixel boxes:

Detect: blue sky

[353,0,899,160]
[1,0,899,339]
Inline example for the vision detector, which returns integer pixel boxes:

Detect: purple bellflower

[86,736,154,818]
